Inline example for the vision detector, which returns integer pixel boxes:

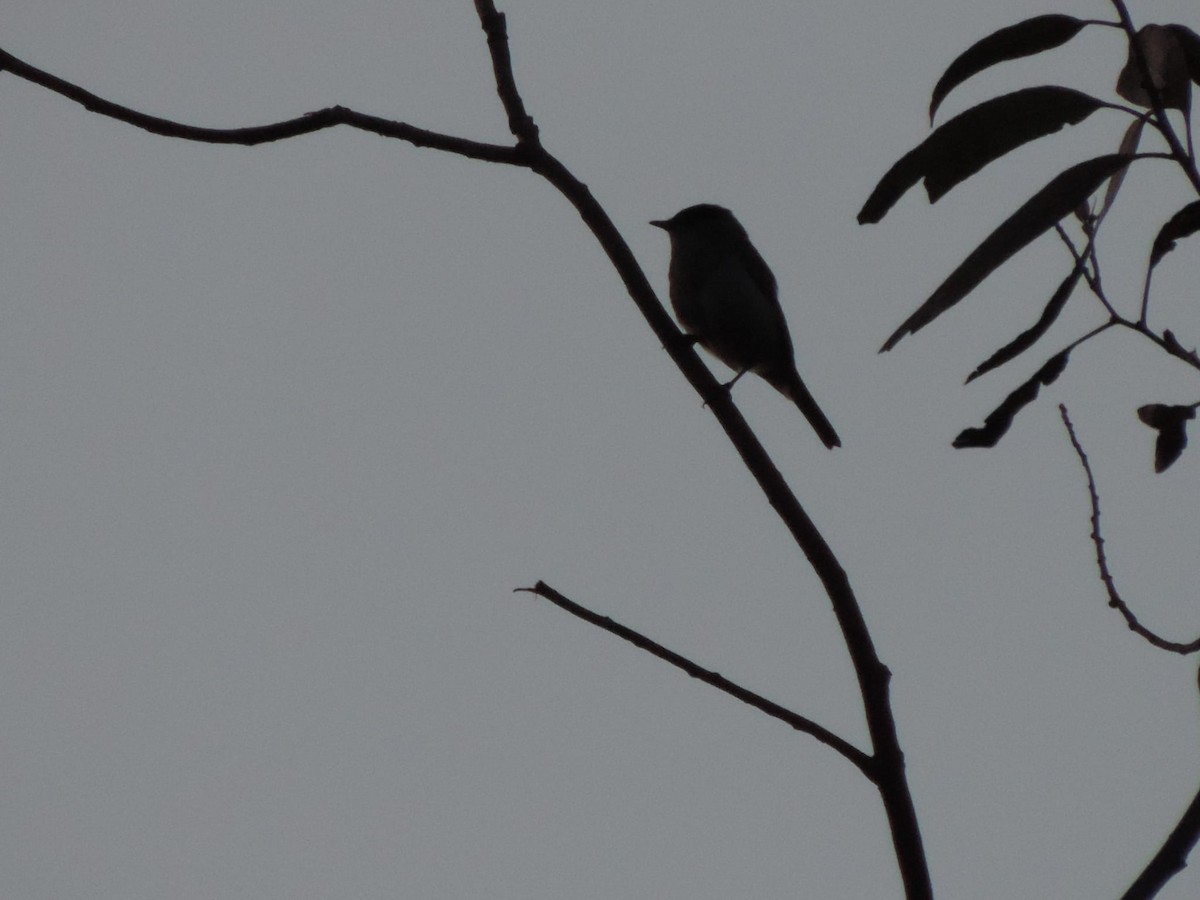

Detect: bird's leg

[702,368,749,409]
[721,369,750,391]
[664,333,701,352]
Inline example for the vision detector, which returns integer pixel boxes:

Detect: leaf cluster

[860,10,1200,470]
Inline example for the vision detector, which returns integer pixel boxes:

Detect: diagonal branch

[517,581,875,776]
[1121,781,1200,900]
[1059,405,1200,654]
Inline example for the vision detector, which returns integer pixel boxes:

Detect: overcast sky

[2,1,1199,898]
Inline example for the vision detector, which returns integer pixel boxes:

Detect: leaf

[1115,24,1192,111]
[953,350,1070,448]
[964,262,1084,383]
[1166,25,1200,86]
[1137,403,1196,472]
[880,154,1134,352]
[858,87,1105,224]
[1163,329,1200,367]
[929,15,1088,121]
[1094,115,1146,226]
[1149,200,1200,268]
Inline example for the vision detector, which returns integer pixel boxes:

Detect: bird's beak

[649,219,669,231]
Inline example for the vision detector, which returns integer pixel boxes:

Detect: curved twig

[1059,404,1200,654]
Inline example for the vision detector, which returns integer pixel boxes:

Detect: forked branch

[0,6,932,897]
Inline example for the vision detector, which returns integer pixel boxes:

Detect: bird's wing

[741,241,794,360]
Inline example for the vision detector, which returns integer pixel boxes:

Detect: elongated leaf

[859,87,1104,224]
[964,262,1084,383]
[1150,200,1200,268]
[953,350,1069,448]
[930,15,1088,121]
[880,154,1134,352]
[1137,403,1196,472]
[925,89,1106,203]
[1095,115,1146,226]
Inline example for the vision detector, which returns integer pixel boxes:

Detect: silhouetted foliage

[868,8,1200,891]
[862,7,1200,475]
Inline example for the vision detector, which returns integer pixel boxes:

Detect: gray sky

[2,1,1198,897]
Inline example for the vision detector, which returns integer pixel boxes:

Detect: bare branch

[1120,780,1200,900]
[1059,405,1200,654]
[517,582,874,776]
[474,0,539,144]
[464,6,931,894]
[1,11,933,897]
[0,47,522,164]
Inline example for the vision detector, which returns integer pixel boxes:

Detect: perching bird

[651,204,841,448]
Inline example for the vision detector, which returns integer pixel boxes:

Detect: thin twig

[1139,260,1155,326]
[1051,225,1200,374]
[1059,405,1200,654]
[1054,223,1114,318]
[1063,320,1119,355]
[516,582,874,775]
[1113,320,1200,374]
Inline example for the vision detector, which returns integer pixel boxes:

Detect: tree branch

[0,47,522,164]
[1059,405,1200,654]
[468,4,932,896]
[474,0,538,145]
[1,8,933,898]
[517,582,874,775]
[1121,781,1200,900]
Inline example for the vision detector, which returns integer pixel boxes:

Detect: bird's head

[650,204,748,251]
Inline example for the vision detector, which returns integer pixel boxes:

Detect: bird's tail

[773,369,841,449]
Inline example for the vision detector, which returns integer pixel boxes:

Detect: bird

[651,204,841,448]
